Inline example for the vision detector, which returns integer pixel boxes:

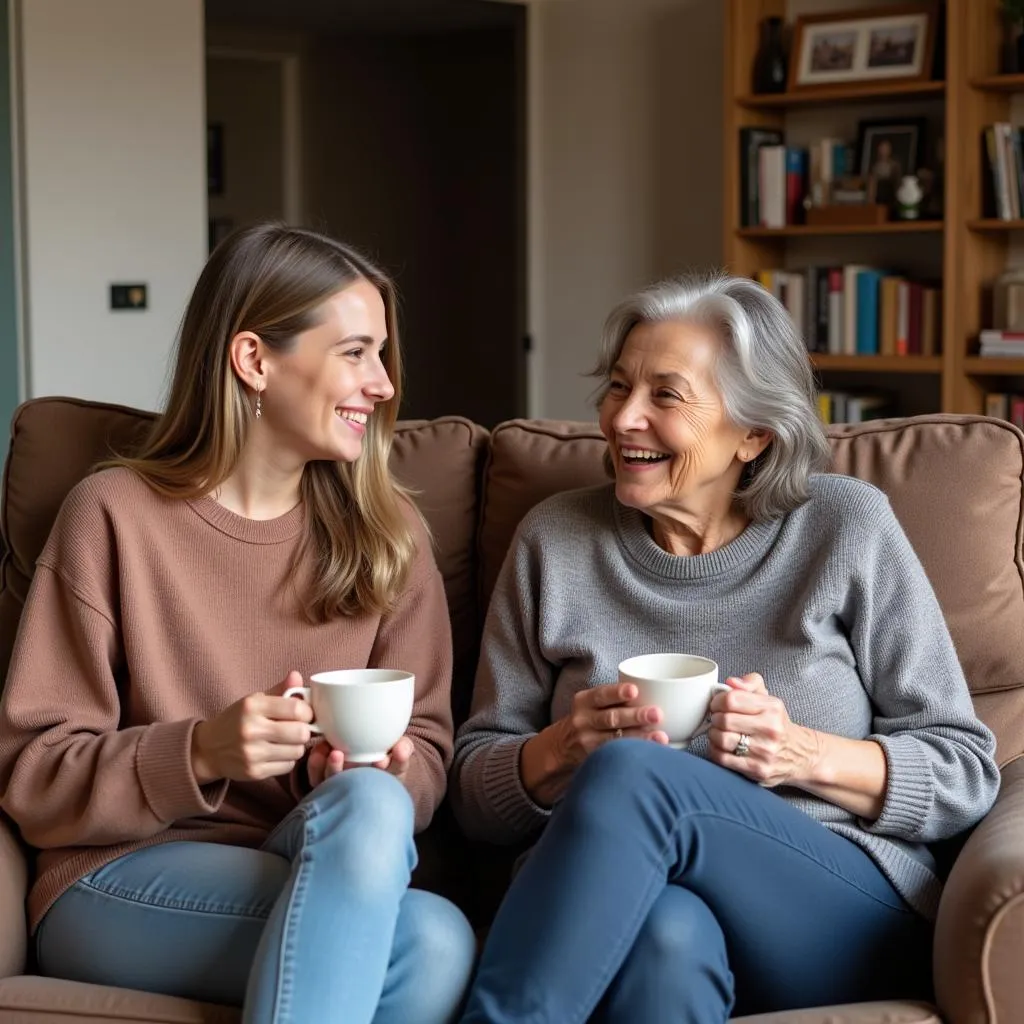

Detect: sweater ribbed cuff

[482,736,553,836]
[136,718,229,823]
[866,734,934,838]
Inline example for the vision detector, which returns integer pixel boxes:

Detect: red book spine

[1011,395,1024,431]
[786,170,803,225]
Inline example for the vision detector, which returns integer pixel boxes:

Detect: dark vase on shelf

[752,17,787,94]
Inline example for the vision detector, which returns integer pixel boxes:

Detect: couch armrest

[0,814,27,978]
[934,756,1024,1024]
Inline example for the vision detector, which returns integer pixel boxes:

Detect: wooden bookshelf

[967,219,1024,232]
[723,0,1020,417]
[737,81,945,109]
[737,222,943,238]
[812,356,943,374]
[963,358,1024,375]
[970,73,1024,94]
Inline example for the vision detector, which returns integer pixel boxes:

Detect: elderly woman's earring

[255,382,263,420]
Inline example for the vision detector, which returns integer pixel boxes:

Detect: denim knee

[577,738,670,785]
[395,892,477,1019]
[632,888,718,966]
[306,767,413,832]
[303,769,416,883]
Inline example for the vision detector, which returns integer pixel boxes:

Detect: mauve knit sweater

[0,468,454,930]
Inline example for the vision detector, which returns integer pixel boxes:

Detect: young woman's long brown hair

[112,223,416,620]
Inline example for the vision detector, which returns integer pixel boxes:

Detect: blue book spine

[832,144,849,179]
[856,271,882,355]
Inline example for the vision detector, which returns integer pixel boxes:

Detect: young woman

[0,224,475,1024]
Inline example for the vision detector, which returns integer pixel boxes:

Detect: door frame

[1,0,27,423]
[205,45,304,225]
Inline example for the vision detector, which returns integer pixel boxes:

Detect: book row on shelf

[739,128,937,229]
[818,390,890,426]
[979,330,1024,358]
[740,128,804,228]
[985,392,1024,429]
[755,267,940,357]
[983,123,1024,222]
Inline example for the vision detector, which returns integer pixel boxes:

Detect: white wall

[15,0,206,412]
[529,0,724,420]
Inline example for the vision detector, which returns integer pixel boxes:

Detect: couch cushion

[391,418,489,727]
[478,420,608,605]
[0,976,940,1024]
[478,416,1024,761]
[827,416,1024,764]
[731,1002,940,1023]
[0,975,239,1022]
[0,399,488,728]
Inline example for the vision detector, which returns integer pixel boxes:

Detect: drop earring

[255,382,263,419]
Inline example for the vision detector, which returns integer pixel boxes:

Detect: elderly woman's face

[599,319,751,516]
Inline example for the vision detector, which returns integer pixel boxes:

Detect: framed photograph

[789,5,936,90]
[856,117,926,205]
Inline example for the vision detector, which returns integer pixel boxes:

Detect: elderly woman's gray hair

[593,272,831,522]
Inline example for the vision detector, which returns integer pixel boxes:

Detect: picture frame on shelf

[856,117,926,207]
[789,4,937,91]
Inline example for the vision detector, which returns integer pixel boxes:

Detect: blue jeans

[37,769,476,1024]
[461,741,934,1024]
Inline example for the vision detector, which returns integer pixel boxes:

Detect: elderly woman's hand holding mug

[707,672,822,787]
[520,684,670,806]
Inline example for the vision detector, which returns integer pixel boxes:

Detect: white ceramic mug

[618,653,728,749]
[284,668,414,764]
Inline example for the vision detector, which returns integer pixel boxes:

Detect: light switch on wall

[110,283,148,310]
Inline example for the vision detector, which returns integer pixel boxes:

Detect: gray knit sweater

[451,475,1000,920]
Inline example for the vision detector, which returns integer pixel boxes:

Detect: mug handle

[691,682,730,739]
[283,686,323,734]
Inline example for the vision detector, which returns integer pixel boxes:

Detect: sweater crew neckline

[613,498,781,580]
[186,495,305,544]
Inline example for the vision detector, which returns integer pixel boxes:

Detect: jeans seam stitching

[74,877,272,920]
[270,805,314,1023]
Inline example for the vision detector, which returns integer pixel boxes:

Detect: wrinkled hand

[549,682,669,771]
[191,670,314,784]
[707,672,820,787]
[306,735,416,788]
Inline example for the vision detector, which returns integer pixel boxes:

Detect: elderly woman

[451,274,999,1023]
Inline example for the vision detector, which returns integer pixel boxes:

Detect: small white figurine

[896,175,924,220]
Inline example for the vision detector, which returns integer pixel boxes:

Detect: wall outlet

[110,283,148,310]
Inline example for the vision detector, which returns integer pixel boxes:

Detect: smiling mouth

[620,447,670,466]
[336,409,368,426]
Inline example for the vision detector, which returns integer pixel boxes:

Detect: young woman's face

[598,319,751,518]
[260,279,394,465]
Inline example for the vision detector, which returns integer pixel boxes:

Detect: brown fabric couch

[1,396,1023,1024]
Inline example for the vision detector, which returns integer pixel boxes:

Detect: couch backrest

[4,400,1024,762]
[0,398,489,726]
[478,416,1024,764]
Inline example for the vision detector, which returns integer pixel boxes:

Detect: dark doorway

[204,0,527,427]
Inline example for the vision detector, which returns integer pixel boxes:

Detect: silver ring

[614,728,623,740]
[734,733,750,757]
